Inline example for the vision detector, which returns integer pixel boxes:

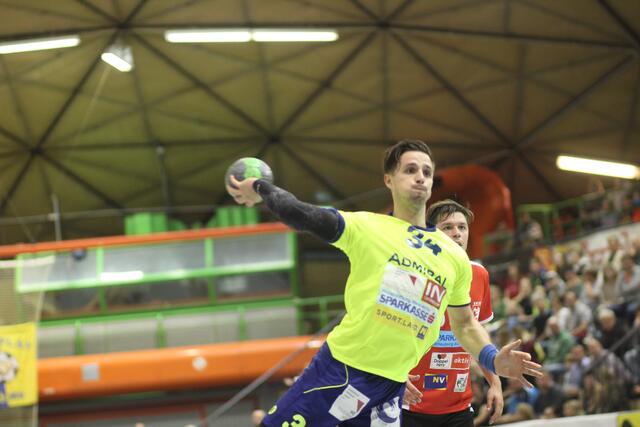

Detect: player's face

[436,212,469,250]
[384,151,434,203]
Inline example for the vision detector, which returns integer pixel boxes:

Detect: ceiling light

[101,44,134,72]
[556,155,640,179]
[0,35,80,54]
[165,29,251,43]
[252,29,338,42]
[164,29,338,43]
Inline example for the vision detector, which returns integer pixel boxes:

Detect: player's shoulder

[470,260,490,280]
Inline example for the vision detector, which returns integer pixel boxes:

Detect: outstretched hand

[402,374,422,406]
[494,340,542,388]
[226,175,262,207]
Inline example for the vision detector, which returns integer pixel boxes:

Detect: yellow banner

[0,323,37,408]
[618,412,640,427]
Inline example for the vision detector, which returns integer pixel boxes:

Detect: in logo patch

[424,374,448,390]
[421,280,446,308]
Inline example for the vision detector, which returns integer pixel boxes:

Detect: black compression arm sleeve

[252,179,342,242]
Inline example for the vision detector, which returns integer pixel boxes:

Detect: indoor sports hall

[0,1,639,426]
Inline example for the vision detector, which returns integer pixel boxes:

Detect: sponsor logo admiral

[424,374,448,390]
[421,280,446,309]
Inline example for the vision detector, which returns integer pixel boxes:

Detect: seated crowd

[477,227,640,425]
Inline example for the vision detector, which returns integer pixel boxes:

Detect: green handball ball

[225,157,274,189]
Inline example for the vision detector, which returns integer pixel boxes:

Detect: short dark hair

[426,199,474,225]
[383,139,434,174]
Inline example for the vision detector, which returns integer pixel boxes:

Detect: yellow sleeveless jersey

[327,211,472,383]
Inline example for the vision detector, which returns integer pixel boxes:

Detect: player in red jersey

[403,199,504,426]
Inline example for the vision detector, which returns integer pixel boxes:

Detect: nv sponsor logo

[421,280,446,309]
[424,374,448,390]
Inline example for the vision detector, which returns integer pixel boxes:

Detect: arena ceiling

[0,0,639,244]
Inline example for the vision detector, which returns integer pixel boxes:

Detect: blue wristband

[479,344,498,374]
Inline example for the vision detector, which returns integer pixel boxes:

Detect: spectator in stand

[493,403,535,425]
[600,197,620,228]
[603,236,625,271]
[631,236,640,264]
[581,269,601,310]
[528,257,547,289]
[598,264,620,307]
[562,344,590,400]
[563,269,583,299]
[592,307,629,359]
[516,211,544,248]
[615,254,640,324]
[530,287,552,339]
[503,377,539,414]
[583,335,632,413]
[490,284,507,324]
[544,271,566,302]
[632,189,640,222]
[533,369,565,416]
[562,399,584,417]
[565,248,590,275]
[541,316,575,379]
[557,291,592,340]
[503,263,533,317]
[623,306,640,399]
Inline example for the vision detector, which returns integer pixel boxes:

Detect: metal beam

[391,23,633,49]
[34,33,120,150]
[76,0,119,23]
[621,66,640,154]
[516,55,635,151]
[133,34,269,135]
[131,61,173,209]
[0,155,34,213]
[512,43,526,140]
[0,58,34,144]
[277,31,377,135]
[381,31,391,142]
[48,137,261,151]
[520,0,622,40]
[349,0,379,20]
[0,124,29,149]
[597,0,640,53]
[285,135,505,151]
[119,144,255,205]
[279,144,351,205]
[392,32,512,146]
[40,153,123,209]
[516,151,563,200]
[0,26,113,43]
[0,2,102,24]
[383,0,416,23]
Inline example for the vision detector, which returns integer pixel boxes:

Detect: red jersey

[408,261,493,415]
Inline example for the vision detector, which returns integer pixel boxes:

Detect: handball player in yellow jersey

[228,140,540,427]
